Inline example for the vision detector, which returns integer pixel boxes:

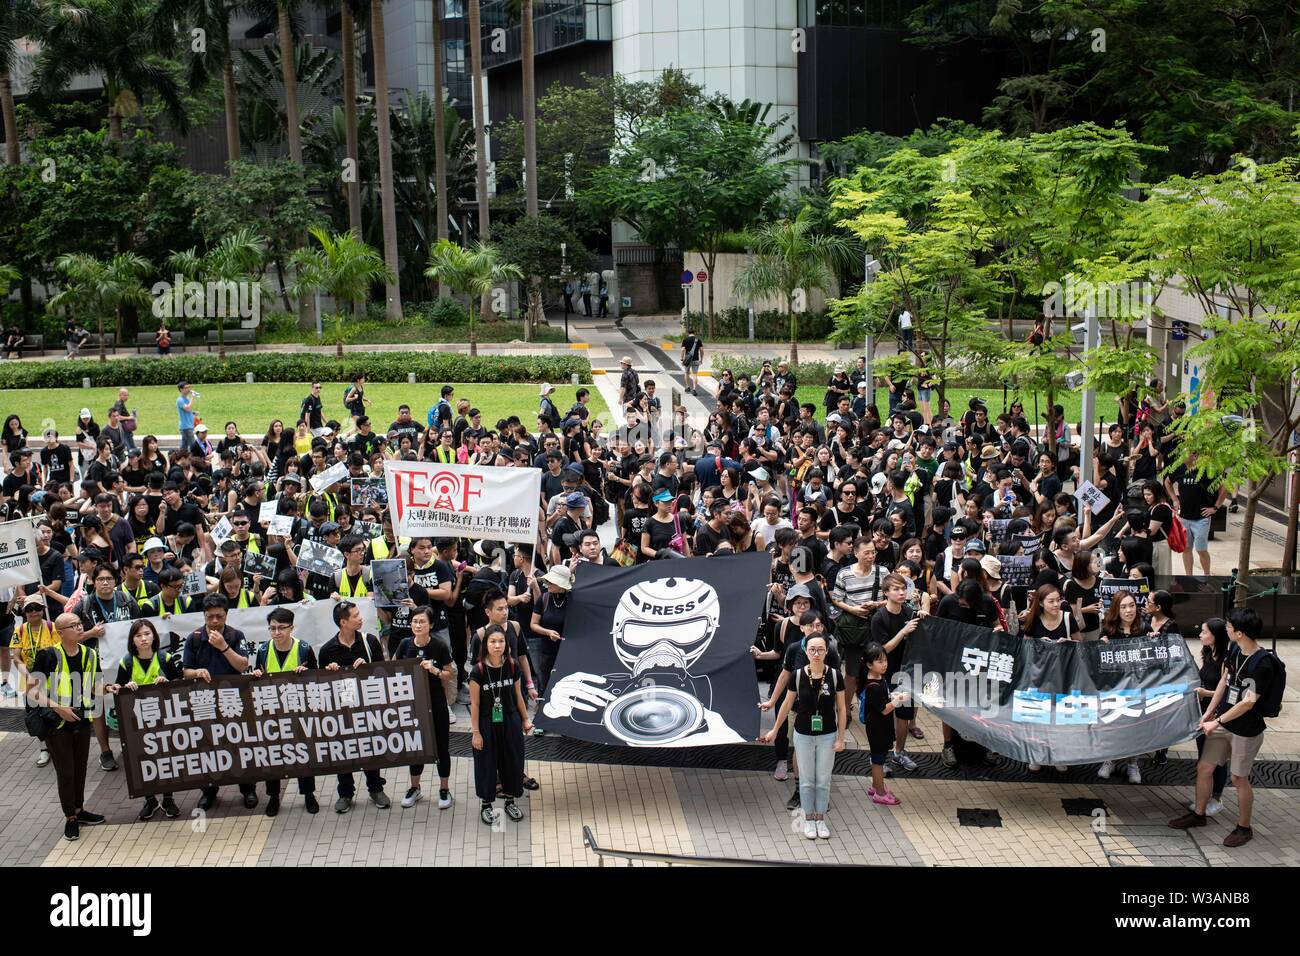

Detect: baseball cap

[871,472,888,495]
[965,538,988,554]
[281,474,302,486]
[566,491,588,507]
[785,583,813,605]
[949,525,970,540]
[23,596,45,611]
[651,490,673,503]
[857,381,868,391]
[79,407,92,419]
[886,439,907,451]
[942,440,958,452]
[826,413,842,425]
[195,423,209,433]
[980,555,1003,580]
[320,521,341,534]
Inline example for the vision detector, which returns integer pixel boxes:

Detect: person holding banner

[1189,617,1231,817]
[396,606,454,810]
[760,633,846,840]
[470,624,533,827]
[182,593,257,811]
[250,608,320,817]
[107,619,182,820]
[320,600,391,813]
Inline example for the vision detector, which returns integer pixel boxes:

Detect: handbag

[669,511,686,553]
[25,705,61,740]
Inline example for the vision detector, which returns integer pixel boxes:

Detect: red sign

[696,269,709,282]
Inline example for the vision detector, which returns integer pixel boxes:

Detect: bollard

[408,372,417,385]
[246,372,255,384]
[571,373,579,385]
[82,377,91,389]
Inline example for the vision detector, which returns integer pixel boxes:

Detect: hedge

[683,307,835,341]
[0,352,592,390]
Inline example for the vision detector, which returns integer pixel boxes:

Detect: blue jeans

[179,427,194,454]
[792,730,836,815]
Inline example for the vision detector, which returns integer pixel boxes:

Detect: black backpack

[1243,649,1286,719]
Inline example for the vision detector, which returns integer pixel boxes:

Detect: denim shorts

[1181,515,1211,551]
[918,387,932,402]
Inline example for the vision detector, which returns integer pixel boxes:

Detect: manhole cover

[957,808,1002,828]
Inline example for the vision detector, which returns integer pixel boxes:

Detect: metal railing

[581,826,869,867]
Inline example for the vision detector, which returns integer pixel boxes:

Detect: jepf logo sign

[382,460,540,544]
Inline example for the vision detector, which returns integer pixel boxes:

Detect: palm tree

[288,227,392,357]
[369,0,401,320]
[170,0,240,165]
[466,0,492,319]
[732,207,858,364]
[275,0,303,163]
[339,0,363,242]
[167,228,267,360]
[48,252,152,362]
[424,239,521,357]
[34,0,190,141]
[1,0,44,166]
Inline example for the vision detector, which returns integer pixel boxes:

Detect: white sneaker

[816,819,831,840]
[1028,763,1042,772]
[1205,797,1224,816]
[447,706,458,725]
[802,819,817,840]
[438,789,454,810]
[1097,760,1114,780]
[892,751,918,772]
[1126,763,1141,784]
[401,787,422,808]
[1054,764,1068,773]
[36,749,50,768]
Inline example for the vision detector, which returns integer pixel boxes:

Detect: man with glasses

[817,482,869,540]
[319,601,390,813]
[77,564,136,771]
[300,383,324,432]
[182,593,255,811]
[29,613,107,841]
[251,607,320,816]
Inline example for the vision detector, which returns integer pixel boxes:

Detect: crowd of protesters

[0,347,1280,849]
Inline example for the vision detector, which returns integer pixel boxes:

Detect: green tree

[166,227,266,360]
[47,252,152,361]
[732,207,858,364]
[1,0,45,166]
[288,227,392,358]
[33,0,189,141]
[1132,156,1300,583]
[423,239,522,358]
[496,214,595,338]
[170,0,241,165]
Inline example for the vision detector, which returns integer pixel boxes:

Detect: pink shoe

[871,790,901,806]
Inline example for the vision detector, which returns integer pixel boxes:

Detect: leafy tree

[495,214,595,338]
[423,239,522,358]
[1,0,45,166]
[237,38,340,158]
[166,227,265,359]
[32,0,189,141]
[170,0,242,165]
[288,227,392,357]
[732,207,859,364]
[1131,156,1300,584]
[47,252,152,361]
[584,107,794,317]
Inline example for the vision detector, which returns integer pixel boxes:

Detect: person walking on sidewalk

[30,613,107,842]
[681,330,704,396]
[580,276,593,317]
[397,607,455,810]
[108,620,182,821]
[597,277,610,317]
[1169,608,1282,848]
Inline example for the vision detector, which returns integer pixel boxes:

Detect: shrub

[683,308,834,340]
[408,297,470,326]
[0,351,591,389]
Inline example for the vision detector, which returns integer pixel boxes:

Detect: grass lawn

[794,387,1119,427]
[5,382,607,437]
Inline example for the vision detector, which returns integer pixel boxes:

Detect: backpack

[1242,649,1286,720]
[1166,513,1188,553]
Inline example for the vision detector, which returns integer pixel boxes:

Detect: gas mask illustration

[543,576,744,747]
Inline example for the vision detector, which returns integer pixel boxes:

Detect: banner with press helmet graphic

[536,554,770,748]
[0,517,41,589]
[116,660,436,797]
[899,616,1202,766]
[382,460,541,544]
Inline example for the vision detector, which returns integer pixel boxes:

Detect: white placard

[310,461,348,492]
[268,514,295,537]
[258,500,278,524]
[382,460,542,544]
[0,517,41,589]
[1075,480,1111,515]
[210,516,233,547]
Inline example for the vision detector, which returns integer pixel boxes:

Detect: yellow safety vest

[148,593,187,617]
[231,588,253,609]
[306,492,337,521]
[122,654,162,686]
[338,570,370,598]
[235,536,261,555]
[264,640,301,673]
[434,446,455,464]
[46,645,98,730]
[369,536,409,560]
[15,621,58,670]
[120,580,150,604]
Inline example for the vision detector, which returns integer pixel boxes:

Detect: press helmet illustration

[542,576,744,746]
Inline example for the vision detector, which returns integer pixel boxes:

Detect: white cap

[79,408,92,419]
[871,472,888,494]
[195,423,208,433]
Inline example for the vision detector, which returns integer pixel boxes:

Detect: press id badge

[1226,684,1242,706]
[492,701,504,724]
[810,714,824,732]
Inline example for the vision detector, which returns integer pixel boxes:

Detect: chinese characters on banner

[116,660,436,797]
[901,616,1201,765]
[382,460,541,544]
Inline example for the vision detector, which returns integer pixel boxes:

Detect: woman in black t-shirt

[759,633,845,840]
[621,482,651,564]
[859,642,903,805]
[641,490,686,559]
[1062,550,1102,639]
[1193,618,1230,812]
[396,606,454,810]
[469,624,532,826]
[1023,584,1073,642]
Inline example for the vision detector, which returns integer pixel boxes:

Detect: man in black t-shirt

[1170,608,1276,847]
[300,383,324,430]
[40,432,74,485]
[1164,454,1227,576]
[869,574,922,772]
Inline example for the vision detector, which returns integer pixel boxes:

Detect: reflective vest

[263,640,303,674]
[337,569,370,598]
[234,536,261,555]
[230,588,253,609]
[121,653,162,686]
[120,580,150,604]
[306,491,337,521]
[46,645,98,729]
[148,593,188,617]
[14,621,58,670]
[434,445,455,464]
[369,536,409,560]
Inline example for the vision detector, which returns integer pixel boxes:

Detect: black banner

[536,554,770,747]
[117,660,436,797]
[900,617,1201,765]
